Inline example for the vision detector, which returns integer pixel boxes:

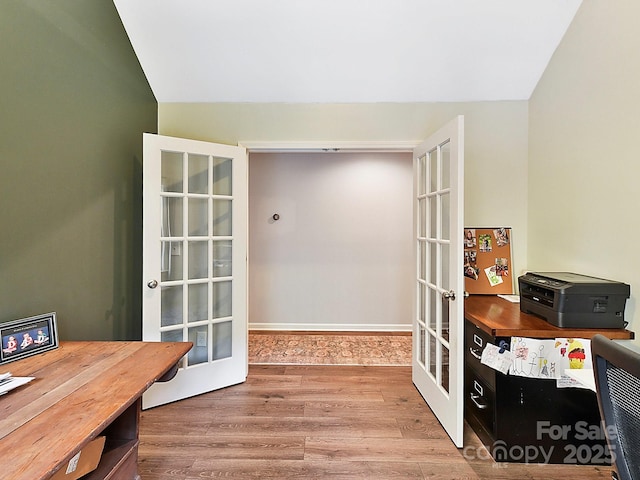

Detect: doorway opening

[247,149,414,336]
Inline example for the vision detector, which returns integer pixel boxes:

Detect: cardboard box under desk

[51,436,106,480]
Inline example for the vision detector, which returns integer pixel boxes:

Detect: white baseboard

[248,322,412,332]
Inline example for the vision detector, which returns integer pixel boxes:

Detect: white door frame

[242,140,420,334]
[240,140,420,153]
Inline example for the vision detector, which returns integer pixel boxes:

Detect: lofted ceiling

[113,0,582,103]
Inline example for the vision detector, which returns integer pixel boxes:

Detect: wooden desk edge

[465,296,635,340]
[140,341,193,385]
[1,341,193,480]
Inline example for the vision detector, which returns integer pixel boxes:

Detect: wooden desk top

[465,295,635,340]
[0,341,191,480]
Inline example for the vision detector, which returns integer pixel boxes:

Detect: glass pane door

[160,151,234,366]
[412,116,464,447]
[416,142,452,393]
[143,134,247,409]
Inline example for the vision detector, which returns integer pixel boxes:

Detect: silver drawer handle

[469,347,482,360]
[470,393,488,410]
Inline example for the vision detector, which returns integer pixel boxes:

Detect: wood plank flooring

[138,365,613,479]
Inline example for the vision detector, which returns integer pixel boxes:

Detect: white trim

[249,322,412,332]
[239,140,420,153]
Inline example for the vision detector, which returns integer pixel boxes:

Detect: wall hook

[272,213,280,221]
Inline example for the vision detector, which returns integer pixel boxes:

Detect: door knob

[147,279,159,289]
[442,289,456,301]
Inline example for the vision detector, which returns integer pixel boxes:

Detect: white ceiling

[113,0,582,103]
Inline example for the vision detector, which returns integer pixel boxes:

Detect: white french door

[142,133,248,409]
[412,116,464,447]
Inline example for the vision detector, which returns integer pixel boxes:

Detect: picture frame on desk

[1,312,59,364]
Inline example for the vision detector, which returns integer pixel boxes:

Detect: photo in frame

[1,312,59,365]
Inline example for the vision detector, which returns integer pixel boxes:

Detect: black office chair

[592,334,640,480]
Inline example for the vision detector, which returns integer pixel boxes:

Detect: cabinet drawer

[464,321,497,387]
[465,367,495,435]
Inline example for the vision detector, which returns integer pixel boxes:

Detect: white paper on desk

[480,343,514,374]
[497,294,520,303]
[0,376,34,395]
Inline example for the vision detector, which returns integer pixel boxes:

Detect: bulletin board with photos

[464,227,514,295]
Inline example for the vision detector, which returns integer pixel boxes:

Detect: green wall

[0,1,157,340]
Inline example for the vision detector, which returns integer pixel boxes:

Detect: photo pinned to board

[464,228,477,248]
[493,227,510,247]
[495,257,509,277]
[464,249,479,280]
[478,234,492,252]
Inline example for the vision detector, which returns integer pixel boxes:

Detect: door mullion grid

[228,154,237,363]
[435,144,444,389]
[181,151,190,346]
[417,148,428,374]
[425,146,439,386]
[207,154,214,363]
[418,161,427,381]
[210,155,221,364]
[416,276,427,370]
[435,142,452,394]
[416,150,428,373]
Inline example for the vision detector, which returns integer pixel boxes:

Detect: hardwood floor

[138,365,613,479]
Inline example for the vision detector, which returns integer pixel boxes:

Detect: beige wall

[159,101,530,291]
[249,152,413,331]
[529,0,639,336]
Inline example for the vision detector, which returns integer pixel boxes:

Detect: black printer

[518,272,630,328]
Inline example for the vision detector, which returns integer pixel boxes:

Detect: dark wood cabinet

[464,295,634,464]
